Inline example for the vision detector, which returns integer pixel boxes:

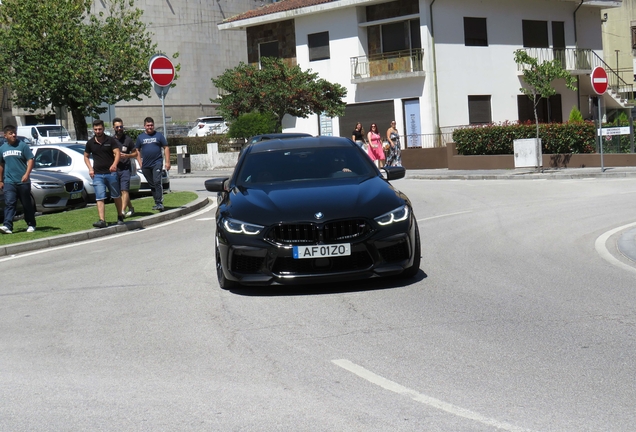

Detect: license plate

[293,243,351,259]
[70,192,82,199]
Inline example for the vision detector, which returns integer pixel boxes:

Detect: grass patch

[0,191,199,245]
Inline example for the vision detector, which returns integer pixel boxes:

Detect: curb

[407,171,636,181]
[0,196,212,257]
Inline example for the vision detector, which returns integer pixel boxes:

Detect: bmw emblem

[314,212,324,220]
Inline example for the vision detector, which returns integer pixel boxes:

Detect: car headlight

[221,217,263,235]
[31,181,60,190]
[375,205,409,226]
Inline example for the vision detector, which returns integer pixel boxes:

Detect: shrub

[228,112,278,139]
[453,121,596,155]
[568,107,583,123]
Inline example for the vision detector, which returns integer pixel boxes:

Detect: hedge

[452,122,597,155]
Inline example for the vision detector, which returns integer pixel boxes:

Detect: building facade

[221,0,627,147]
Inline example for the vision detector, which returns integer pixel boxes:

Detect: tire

[216,243,238,290]
[401,223,421,279]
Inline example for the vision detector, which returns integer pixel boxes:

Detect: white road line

[417,210,472,222]
[0,204,217,263]
[594,221,636,275]
[332,359,535,432]
[196,217,216,221]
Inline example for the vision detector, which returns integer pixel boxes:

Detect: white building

[220,0,628,147]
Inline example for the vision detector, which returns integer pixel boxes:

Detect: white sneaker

[26,226,36,233]
[0,226,12,234]
[125,207,135,217]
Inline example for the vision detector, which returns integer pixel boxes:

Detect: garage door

[338,101,394,139]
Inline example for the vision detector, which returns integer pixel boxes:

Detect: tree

[514,49,577,139]
[0,0,160,139]
[228,112,277,139]
[212,57,347,130]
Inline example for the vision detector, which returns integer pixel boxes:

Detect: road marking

[594,221,636,275]
[332,359,535,432]
[417,210,472,222]
[0,204,217,263]
[197,217,216,221]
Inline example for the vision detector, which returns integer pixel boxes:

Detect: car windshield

[36,125,69,138]
[67,144,86,154]
[236,146,375,186]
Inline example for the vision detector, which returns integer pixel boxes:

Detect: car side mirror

[382,166,405,180]
[205,177,230,192]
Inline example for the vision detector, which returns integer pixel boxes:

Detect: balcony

[517,48,595,74]
[351,49,425,83]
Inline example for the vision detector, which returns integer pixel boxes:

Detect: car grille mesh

[64,181,83,193]
[267,219,370,244]
[378,240,410,263]
[232,255,264,274]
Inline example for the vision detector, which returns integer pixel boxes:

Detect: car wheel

[216,243,238,290]
[401,223,421,279]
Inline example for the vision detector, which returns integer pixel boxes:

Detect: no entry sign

[591,66,608,95]
[149,55,175,87]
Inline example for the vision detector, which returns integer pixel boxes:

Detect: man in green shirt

[0,125,36,234]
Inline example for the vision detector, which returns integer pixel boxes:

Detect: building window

[464,17,487,46]
[631,25,636,49]
[468,96,492,125]
[382,19,421,53]
[522,20,549,48]
[308,32,330,61]
[259,41,279,61]
[517,95,562,123]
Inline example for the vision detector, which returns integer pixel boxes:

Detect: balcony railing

[518,48,634,105]
[351,49,425,81]
[518,48,594,72]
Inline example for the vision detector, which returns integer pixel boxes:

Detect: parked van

[17,125,71,145]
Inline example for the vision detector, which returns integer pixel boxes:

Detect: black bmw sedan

[205,136,421,289]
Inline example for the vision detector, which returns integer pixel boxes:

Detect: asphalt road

[1,177,636,431]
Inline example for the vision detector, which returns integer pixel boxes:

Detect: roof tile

[225,0,337,23]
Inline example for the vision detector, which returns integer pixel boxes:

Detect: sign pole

[599,98,604,172]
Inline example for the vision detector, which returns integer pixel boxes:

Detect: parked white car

[133,159,171,193]
[30,143,141,202]
[17,125,72,145]
[187,116,228,137]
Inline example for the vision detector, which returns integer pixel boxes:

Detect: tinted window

[522,20,549,48]
[464,17,488,46]
[308,32,330,61]
[237,146,375,185]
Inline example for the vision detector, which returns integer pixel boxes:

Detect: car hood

[224,176,405,224]
[31,171,83,184]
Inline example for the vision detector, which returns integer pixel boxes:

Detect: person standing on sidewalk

[135,117,170,212]
[84,119,124,228]
[0,125,36,234]
[113,117,138,218]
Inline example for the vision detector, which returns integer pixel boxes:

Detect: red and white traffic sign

[591,66,608,95]
[149,55,175,87]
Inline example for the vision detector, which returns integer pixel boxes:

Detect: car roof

[249,132,313,143]
[246,136,354,154]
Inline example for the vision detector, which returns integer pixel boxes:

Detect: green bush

[228,112,277,139]
[453,121,597,155]
[568,107,584,123]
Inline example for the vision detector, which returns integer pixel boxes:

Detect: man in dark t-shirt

[113,117,138,218]
[134,116,171,212]
[84,119,124,228]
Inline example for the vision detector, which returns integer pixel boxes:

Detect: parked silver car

[30,143,141,202]
[0,171,86,222]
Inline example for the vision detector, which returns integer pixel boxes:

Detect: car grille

[378,240,410,263]
[272,251,373,275]
[267,219,371,245]
[232,255,265,274]
[65,181,83,193]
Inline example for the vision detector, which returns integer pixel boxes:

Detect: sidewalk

[169,166,636,181]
